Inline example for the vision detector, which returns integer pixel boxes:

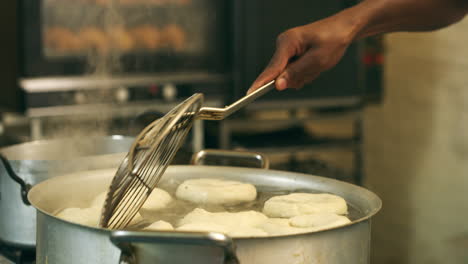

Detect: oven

[1,0,382,114]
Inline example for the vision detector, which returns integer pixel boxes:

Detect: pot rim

[28,165,382,240]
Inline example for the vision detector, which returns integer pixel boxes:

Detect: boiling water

[127,179,363,230]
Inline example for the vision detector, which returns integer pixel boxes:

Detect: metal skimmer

[99,80,276,229]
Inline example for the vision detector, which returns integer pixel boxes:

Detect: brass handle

[197,80,275,121]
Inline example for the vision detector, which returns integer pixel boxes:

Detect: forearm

[339,0,468,40]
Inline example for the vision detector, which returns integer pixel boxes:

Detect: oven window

[26,0,228,76]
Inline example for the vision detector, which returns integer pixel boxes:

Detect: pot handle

[0,154,31,205]
[191,149,270,169]
[110,231,239,264]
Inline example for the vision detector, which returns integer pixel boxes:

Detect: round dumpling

[177,208,269,237]
[262,193,348,218]
[56,206,143,228]
[140,188,173,212]
[289,213,351,230]
[258,218,313,236]
[177,223,268,238]
[228,226,268,237]
[56,207,99,227]
[177,222,230,234]
[179,208,267,228]
[175,178,257,205]
[90,192,107,209]
[144,220,174,231]
[91,188,172,213]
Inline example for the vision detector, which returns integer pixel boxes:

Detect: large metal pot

[28,150,381,264]
[0,136,134,248]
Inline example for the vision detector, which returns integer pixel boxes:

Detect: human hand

[247,14,358,94]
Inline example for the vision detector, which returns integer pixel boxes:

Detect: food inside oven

[42,0,218,58]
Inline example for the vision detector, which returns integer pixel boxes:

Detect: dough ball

[176,178,257,205]
[177,220,268,238]
[140,188,173,212]
[179,208,267,228]
[258,218,313,236]
[127,212,144,227]
[289,213,351,230]
[144,220,174,231]
[263,193,348,218]
[228,226,268,237]
[90,191,107,209]
[56,206,143,228]
[177,222,230,234]
[56,207,99,227]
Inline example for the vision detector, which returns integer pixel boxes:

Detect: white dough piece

[90,192,107,208]
[258,218,313,236]
[56,207,100,227]
[263,193,348,218]
[56,207,143,228]
[289,213,351,230]
[140,188,173,212]
[228,226,268,237]
[175,178,257,205]
[179,208,268,228]
[144,220,174,231]
[92,188,172,213]
[177,208,269,238]
[177,222,230,234]
[177,221,268,238]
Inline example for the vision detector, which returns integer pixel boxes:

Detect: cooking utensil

[28,150,382,264]
[100,81,276,229]
[0,136,134,248]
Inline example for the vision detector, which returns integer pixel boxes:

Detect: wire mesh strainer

[99,80,275,229]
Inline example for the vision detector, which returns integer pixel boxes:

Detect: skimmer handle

[197,80,275,121]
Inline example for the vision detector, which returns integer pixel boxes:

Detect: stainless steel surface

[21,73,228,93]
[29,165,381,264]
[110,231,239,264]
[0,136,133,247]
[100,95,203,229]
[191,149,270,169]
[198,81,276,121]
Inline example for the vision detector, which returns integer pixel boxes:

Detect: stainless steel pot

[28,150,381,264]
[0,136,134,248]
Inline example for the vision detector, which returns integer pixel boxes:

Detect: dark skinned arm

[248,0,468,93]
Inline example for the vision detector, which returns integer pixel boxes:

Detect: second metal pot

[0,135,133,247]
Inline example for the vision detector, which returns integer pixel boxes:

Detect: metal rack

[216,105,365,185]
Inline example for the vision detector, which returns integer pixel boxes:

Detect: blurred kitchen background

[0,0,466,263]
